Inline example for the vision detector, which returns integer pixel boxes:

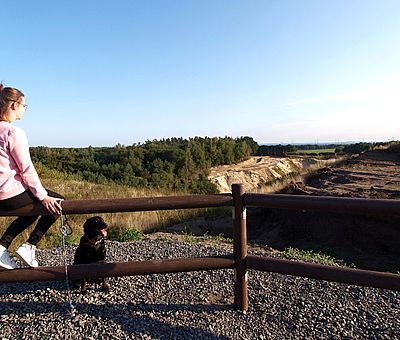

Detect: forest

[30,137,382,194]
[30,136,258,194]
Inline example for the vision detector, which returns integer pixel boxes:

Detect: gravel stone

[0,239,399,339]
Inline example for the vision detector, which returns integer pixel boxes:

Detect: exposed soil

[165,146,400,272]
[249,147,400,272]
[208,155,340,193]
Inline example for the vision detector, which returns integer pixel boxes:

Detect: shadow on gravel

[0,300,231,339]
[0,281,65,295]
[129,302,232,313]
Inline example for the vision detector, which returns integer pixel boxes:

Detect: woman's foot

[16,243,39,267]
[0,244,17,269]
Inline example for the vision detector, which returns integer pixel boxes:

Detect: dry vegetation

[0,164,214,250]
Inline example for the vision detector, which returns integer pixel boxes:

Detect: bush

[108,226,143,242]
[119,228,143,242]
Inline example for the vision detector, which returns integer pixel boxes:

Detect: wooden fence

[0,183,399,312]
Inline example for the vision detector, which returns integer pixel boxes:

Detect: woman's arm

[8,127,48,201]
[8,127,62,215]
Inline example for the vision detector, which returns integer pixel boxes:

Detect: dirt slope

[299,148,400,199]
[208,155,340,193]
[248,147,400,271]
[167,147,400,272]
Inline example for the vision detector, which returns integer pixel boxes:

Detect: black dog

[73,216,109,294]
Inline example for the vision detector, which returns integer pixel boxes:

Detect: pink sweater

[0,122,47,201]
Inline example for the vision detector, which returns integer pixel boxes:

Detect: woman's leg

[0,189,64,248]
[26,189,65,246]
[26,215,57,246]
[0,216,38,248]
[0,190,38,249]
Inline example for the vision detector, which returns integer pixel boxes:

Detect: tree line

[30,136,258,194]
[31,137,393,193]
[256,143,339,156]
[256,142,394,156]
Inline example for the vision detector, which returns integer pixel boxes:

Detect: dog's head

[83,216,108,242]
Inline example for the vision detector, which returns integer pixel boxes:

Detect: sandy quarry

[168,146,400,272]
[208,155,341,193]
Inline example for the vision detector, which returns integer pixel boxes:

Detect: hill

[165,146,400,272]
[208,155,341,193]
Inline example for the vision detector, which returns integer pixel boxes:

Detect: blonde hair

[0,84,25,121]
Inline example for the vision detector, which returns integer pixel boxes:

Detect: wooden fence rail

[247,255,400,291]
[0,184,399,312]
[0,256,235,283]
[0,194,233,216]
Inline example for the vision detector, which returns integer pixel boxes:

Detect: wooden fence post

[232,183,248,312]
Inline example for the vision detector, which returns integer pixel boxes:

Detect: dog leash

[60,208,75,312]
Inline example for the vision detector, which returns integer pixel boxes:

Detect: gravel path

[0,239,399,339]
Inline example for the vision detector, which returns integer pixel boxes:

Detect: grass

[0,163,218,250]
[293,148,336,154]
[283,247,356,268]
[182,231,233,244]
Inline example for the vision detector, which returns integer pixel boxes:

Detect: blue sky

[1,1,399,147]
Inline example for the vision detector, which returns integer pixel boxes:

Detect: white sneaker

[16,243,39,267]
[0,244,17,269]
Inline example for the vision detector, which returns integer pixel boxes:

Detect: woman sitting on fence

[0,84,63,270]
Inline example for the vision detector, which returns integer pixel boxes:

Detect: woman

[0,84,63,269]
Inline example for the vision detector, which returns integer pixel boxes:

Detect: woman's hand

[41,196,63,215]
